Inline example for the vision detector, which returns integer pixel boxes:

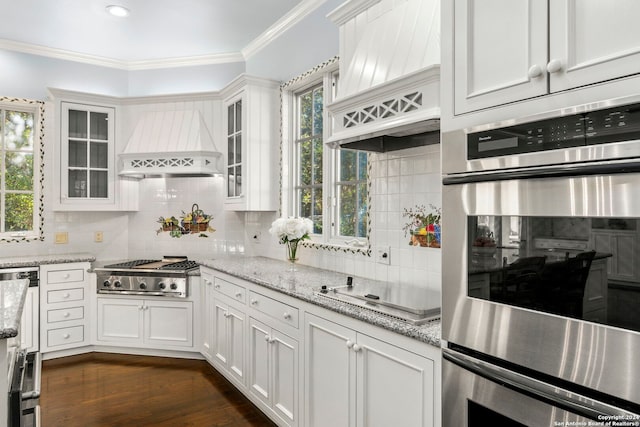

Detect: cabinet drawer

[47,288,84,304]
[47,306,84,323]
[214,277,246,304]
[47,325,84,347]
[249,291,299,328]
[46,268,85,284]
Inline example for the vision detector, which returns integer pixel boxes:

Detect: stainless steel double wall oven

[442,96,640,426]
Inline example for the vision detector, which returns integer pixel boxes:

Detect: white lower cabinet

[305,313,436,427]
[249,317,298,426]
[212,296,246,388]
[97,297,193,349]
[20,286,39,353]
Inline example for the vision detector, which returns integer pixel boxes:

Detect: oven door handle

[443,347,637,420]
[21,352,41,400]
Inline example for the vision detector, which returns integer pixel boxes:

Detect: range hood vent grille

[119,110,222,178]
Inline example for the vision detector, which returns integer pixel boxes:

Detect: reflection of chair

[491,256,546,307]
[542,251,596,317]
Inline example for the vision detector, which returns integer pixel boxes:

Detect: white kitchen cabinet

[454,0,640,114]
[40,262,91,353]
[305,313,436,427]
[97,297,193,349]
[592,230,639,283]
[221,75,279,211]
[201,270,215,360]
[249,317,298,427]
[48,89,138,211]
[212,296,246,389]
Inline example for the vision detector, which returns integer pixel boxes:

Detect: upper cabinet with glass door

[53,99,136,211]
[221,75,280,211]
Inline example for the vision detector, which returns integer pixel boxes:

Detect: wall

[249,144,442,291]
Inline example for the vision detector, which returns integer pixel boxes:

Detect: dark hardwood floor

[40,352,277,427]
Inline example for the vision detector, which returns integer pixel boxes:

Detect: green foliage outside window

[2,109,36,234]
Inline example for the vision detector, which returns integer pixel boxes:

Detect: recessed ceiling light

[106,5,130,17]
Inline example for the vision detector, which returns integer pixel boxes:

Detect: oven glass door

[468,214,640,332]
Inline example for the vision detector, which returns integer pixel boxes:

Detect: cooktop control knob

[114,281,122,288]
[159,282,166,290]
[139,282,147,290]
[103,280,111,287]
[170,283,178,290]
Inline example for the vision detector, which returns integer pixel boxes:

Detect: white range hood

[119,110,222,178]
[326,0,441,152]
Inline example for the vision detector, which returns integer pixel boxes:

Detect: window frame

[0,97,44,243]
[281,57,371,255]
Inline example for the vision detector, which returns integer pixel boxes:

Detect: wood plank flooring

[40,352,277,427]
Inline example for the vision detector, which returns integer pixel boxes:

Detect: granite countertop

[197,256,441,348]
[0,253,95,269]
[0,279,29,339]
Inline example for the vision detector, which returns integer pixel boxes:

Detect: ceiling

[0,0,307,67]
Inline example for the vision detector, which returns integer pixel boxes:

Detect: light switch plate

[54,232,68,244]
[95,231,104,243]
[376,246,391,264]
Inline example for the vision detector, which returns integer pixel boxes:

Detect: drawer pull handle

[235,292,242,298]
[250,299,258,305]
[63,333,71,339]
[283,312,292,320]
[64,312,71,318]
[63,274,71,280]
[63,293,71,299]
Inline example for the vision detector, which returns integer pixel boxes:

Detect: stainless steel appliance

[315,278,441,325]
[94,256,199,298]
[2,267,40,427]
[441,96,640,425]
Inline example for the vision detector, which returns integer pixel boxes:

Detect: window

[289,62,369,247]
[0,97,43,242]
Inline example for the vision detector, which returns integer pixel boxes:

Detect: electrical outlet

[55,232,68,244]
[376,246,391,265]
[95,231,104,243]
[251,231,262,243]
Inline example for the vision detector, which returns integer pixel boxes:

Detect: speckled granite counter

[0,253,95,269]
[197,255,441,348]
[0,279,29,339]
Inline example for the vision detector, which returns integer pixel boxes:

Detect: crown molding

[241,0,328,60]
[327,0,382,25]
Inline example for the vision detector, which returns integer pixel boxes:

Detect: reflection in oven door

[443,347,640,426]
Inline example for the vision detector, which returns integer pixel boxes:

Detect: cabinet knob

[205,280,212,286]
[346,340,354,348]
[63,274,71,279]
[264,335,271,342]
[250,299,258,305]
[214,283,221,289]
[63,293,71,299]
[283,312,292,320]
[63,333,71,339]
[527,64,543,78]
[224,312,231,318]
[352,344,362,353]
[64,312,71,318]
[235,292,242,298]
[546,59,562,74]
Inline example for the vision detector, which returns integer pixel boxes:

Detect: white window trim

[280,57,371,256]
[0,97,44,243]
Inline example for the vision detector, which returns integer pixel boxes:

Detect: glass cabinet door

[62,103,114,201]
[227,99,242,198]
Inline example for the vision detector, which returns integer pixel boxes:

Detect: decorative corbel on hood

[119,110,222,178]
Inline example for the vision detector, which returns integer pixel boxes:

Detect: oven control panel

[97,273,188,298]
[468,101,640,159]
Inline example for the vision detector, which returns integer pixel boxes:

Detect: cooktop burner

[102,258,199,272]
